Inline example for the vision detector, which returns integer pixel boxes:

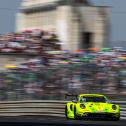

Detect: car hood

[84,102,114,112]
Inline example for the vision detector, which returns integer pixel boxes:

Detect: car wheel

[74,106,80,120]
[111,117,120,121]
[65,105,70,120]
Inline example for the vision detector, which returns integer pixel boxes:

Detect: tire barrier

[0,100,125,119]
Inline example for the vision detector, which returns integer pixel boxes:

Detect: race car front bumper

[82,112,120,119]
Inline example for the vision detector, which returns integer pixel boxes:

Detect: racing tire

[65,105,70,120]
[74,106,81,120]
[111,117,120,121]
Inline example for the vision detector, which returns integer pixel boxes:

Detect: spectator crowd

[0,30,126,101]
[0,29,61,55]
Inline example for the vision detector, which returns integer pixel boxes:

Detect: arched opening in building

[82,32,93,49]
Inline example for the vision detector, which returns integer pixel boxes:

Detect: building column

[56,6,71,50]
[92,19,105,48]
[56,6,80,51]
[15,13,26,32]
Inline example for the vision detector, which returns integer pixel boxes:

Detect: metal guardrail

[0,100,66,117]
[0,100,125,119]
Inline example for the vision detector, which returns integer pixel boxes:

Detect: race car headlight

[112,105,117,110]
[80,104,86,109]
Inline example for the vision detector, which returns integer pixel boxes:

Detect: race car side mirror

[109,100,115,104]
[107,100,112,103]
[72,99,77,103]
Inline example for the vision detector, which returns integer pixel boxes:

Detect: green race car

[65,94,120,120]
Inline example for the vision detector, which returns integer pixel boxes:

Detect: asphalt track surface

[0,116,125,126]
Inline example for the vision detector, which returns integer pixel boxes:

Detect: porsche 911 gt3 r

[65,94,120,120]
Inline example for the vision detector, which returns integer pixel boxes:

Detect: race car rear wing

[65,93,78,101]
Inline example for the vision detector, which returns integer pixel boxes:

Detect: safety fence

[0,100,125,119]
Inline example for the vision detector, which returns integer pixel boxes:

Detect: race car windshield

[80,96,106,103]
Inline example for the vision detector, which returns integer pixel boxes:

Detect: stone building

[16,0,110,51]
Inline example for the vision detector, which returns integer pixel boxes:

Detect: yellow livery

[65,94,120,120]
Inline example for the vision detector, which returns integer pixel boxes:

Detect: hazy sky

[0,0,126,45]
[92,0,126,46]
[0,0,21,34]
